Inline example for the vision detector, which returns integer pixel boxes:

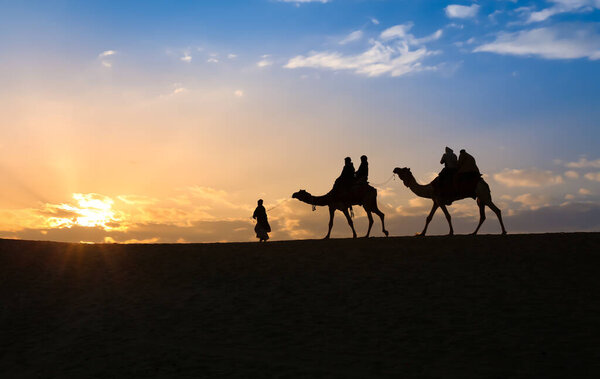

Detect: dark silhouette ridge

[394,162,507,236]
[252,199,270,242]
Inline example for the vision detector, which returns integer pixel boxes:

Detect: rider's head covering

[360,155,367,162]
[344,157,352,164]
[257,199,263,205]
[445,147,453,154]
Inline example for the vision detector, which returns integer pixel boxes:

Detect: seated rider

[355,155,368,184]
[333,157,355,193]
[455,149,481,198]
[439,146,457,181]
[457,149,480,178]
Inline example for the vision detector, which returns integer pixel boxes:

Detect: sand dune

[1,233,599,378]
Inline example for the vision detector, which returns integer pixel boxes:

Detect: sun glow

[45,193,125,231]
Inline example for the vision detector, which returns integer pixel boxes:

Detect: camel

[292,185,389,239]
[393,167,507,236]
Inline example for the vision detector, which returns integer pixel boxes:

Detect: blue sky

[0,0,599,242]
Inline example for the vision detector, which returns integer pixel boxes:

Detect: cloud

[228,53,237,59]
[493,168,564,187]
[370,17,380,25]
[234,90,244,97]
[445,4,480,19]
[339,30,363,45]
[98,50,116,58]
[285,23,442,77]
[525,0,600,23]
[584,172,600,182]
[257,55,273,67]
[579,188,592,195]
[474,26,600,60]
[181,52,192,63]
[565,157,600,168]
[513,193,551,210]
[98,50,116,67]
[171,87,188,95]
[207,57,219,63]
[565,170,580,179]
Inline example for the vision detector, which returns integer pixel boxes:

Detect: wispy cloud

[98,50,116,58]
[339,30,363,45]
[494,168,564,187]
[181,52,192,63]
[98,50,116,68]
[257,55,273,67]
[285,22,442,77]
[525,0,600,23]
[565,157,600,168]
[445,4,480,19]
[474,26,600,60]
[584,172,600,182]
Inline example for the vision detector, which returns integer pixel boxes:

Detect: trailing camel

[292,185,389,239]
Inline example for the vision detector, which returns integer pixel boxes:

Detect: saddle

[433,172,481,205]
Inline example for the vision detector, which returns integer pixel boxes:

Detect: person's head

[344,157,352,164]
[445,147,453,154]
[257,199,263,206]
[360,155,368,163]
[460,149,466,154]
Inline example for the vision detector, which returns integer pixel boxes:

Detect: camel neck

[309,192,332,206]
[407,176,434,199]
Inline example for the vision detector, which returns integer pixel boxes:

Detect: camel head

[393,167,414,187]
[292,189,311,202]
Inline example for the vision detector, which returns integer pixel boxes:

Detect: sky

[0,0,599,243]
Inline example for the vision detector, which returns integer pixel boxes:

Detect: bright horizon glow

[0,0,599,243]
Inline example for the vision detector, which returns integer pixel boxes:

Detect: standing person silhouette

[253,199,271,242]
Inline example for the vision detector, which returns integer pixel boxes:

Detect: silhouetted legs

[372,207,388,237]
[418,203,438,236]
[364,210,374,238]
[342,208,357,238]
[440,204,454,236]
[473,198,486,235]
[487,200,507,235]
[325,206,335,239]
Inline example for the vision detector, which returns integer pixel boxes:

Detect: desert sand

[1,233,599,378]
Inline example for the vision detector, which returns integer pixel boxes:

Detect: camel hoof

[501,231,507,235]
[384,231,389,237]
[352,235,357,239]
[415,233,425,237]
[323,236,330,240]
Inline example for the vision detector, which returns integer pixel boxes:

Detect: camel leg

[372,207,388,237]
[439,204,454,236]
[364,208,374,238]
[472,198,486,235]
[418,203,438,236]
[487,200,507,235]
[342,208,357,238]
[325,206,335,239]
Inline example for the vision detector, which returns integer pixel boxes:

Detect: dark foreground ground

[1,233,599,378]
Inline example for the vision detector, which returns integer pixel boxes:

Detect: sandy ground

[1,233,599,378]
